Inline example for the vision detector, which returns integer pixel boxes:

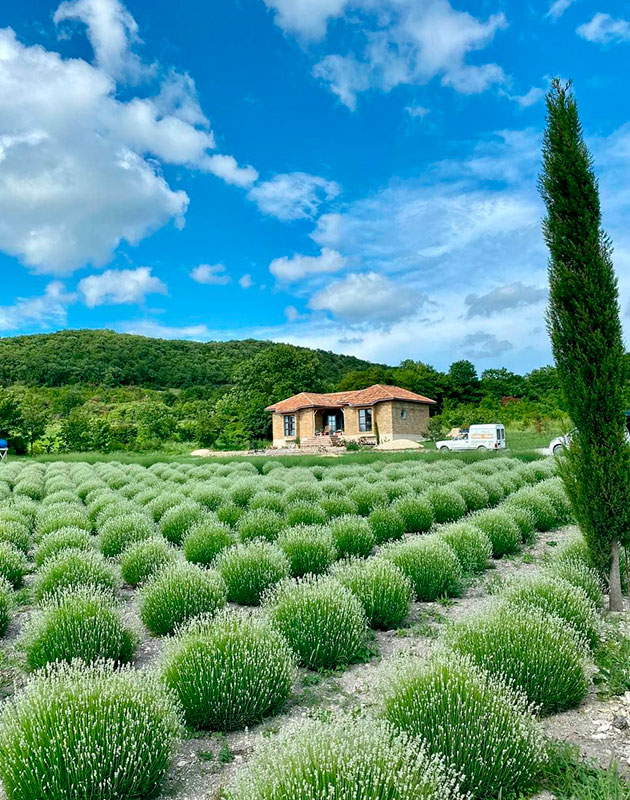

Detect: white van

[437,424,506,452]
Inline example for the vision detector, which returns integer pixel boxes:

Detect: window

[284,414,296,437]
[358,408,372,432]
[400,408,407,419]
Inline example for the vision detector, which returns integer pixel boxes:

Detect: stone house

[266,384,436,448]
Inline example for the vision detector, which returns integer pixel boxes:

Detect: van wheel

[553,444,564,455]
[477,445,488,451]
[440,446,450,452]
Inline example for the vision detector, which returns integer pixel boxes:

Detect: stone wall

[271,409,314,447]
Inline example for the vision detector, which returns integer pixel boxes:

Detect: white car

[437,424,506,452]
[551,428,630,455]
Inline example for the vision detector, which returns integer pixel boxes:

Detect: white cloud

[239,273,254,289]
[248,172,341,221]
[510,86,545,108]
[117,319,214,339]
[262,0,350,39]
[204,154,259,188]
[307,0,508,109]
[285,305,301,322]
[54,0,150,82]
[546,0,575,21]
[270,247,346,282]
[190,264,231,285]
[309,272,425,323]
[406,103,430,118]
[0,2,258,277]
[465,282,547,318]
[0,281,75,331]
[461,330,513,358]
[577,13,630,44]
[78,266,167,307]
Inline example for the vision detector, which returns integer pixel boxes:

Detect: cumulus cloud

[465,282,547,318]
[239,273,254,289]
[577,13,630,44]
[0,1,258,276]
[0,282,76,331]
[546,0,575,21]
[190,264,231,285]
[510,87,545,108]
[309,272,425,324]
[307,0,508,109]
[54,0,151,82]
[461,331,513,358]
[117,320,214,339]
[262,0,350,39]
[248,172,341,221]
[78,266,167,307]
[270,247,346,282]
[204,154,259,188]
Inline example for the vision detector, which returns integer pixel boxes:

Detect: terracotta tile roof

[266,384,436,413]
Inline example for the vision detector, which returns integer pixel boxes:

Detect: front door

[327,414,338,433]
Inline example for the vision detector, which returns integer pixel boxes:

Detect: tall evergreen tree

[540,79,630,610]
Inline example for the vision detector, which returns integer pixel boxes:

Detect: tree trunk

[609,539,623,611]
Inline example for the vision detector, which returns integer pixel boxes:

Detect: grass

[541,741,630,799]
[593,626,630,699]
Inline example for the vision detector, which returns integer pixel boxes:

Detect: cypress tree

[540,79,630,610]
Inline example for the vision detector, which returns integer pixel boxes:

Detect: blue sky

[1,0,630,373]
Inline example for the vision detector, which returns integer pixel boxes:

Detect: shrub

[0,661,181,800]
[320,496,359,518]
[286,502,327,527]
[161,610,296,730]
[382,536,462,601]
[0,579,12,637]
[392,496,434,533]
[329,515,375,559]
[35,527,93,567]
[33,549,120,602]
[350,484,389,516]
[217,502,245,527]
[504,505,537,545]
[99,512,155,558]
[451,480,490,512]
[500,575,600,648]
[469,475,505,506]
[238,509,285,542]
[191,484,227,511]
[19,587,136,670]
[0,542,28,589]
[507,488,558,532]
[332,557,412,629]
[550,532,592,566]
[368,508,405,544]
[382,652,545,799]
[284,484,322,506]
[426,487,467,524]
[544,557,603,609]
[138,562,227,636]
[35,503,90,541]
[538,478,574,525]
[276,525,337,577]
[436,522,492,574]
[183,521,233,566]
[215,540,290,606]
[159,501,205,545]
[249,492,286,514]
[225,714,454,800]
[120,537,178,587]
[471,510,521,558]
[264,575,367,669]
[446,602,589,714]
[147,491,184,522]
[0,521,30,554]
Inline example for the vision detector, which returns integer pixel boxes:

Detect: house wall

[386,400,430,441]
[271,409,315,447]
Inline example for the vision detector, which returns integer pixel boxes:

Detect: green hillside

[0,329,375,389]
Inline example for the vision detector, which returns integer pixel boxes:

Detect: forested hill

[0,330,375,390]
